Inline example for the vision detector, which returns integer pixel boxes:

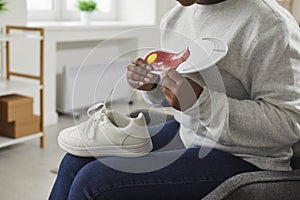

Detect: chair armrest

[203,170,300,200]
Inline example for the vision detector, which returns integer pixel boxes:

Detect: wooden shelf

[0,25,45,149]
[0,80,44,148]
[0,132,43,148]
[0,34,43,42]
[0,79,42,96]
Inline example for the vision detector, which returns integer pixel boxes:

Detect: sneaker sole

[58,139,153,158]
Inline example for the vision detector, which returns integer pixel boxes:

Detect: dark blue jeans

[49,120,261,200]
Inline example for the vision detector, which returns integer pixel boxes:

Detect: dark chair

[130,109,300,200]
[203,141,300,200]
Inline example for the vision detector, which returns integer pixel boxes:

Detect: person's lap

[49,120,262,200]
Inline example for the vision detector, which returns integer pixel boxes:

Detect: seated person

[49,0,300,199]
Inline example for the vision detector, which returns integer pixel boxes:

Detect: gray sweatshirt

[142,0,300,171]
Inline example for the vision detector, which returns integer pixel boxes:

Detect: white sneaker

[58,103,153,157]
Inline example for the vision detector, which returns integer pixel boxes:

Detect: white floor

[0,98,173,200]
[0,113,72,200]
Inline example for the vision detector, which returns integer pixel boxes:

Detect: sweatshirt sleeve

[184,22,300,149]
[141,85,169,107]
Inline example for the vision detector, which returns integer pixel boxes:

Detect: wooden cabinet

[0,25,44,148]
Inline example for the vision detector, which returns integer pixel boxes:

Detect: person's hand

[127,58,159,91]
[161,68,203,111]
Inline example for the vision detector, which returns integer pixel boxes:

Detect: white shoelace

[84,103,107,140]
[83,89,113,140]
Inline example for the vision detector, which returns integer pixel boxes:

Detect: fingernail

[146,65,152,70]
[144,78,151,83]
[147,73,153,79]
[128,65,134,70]
[138,81,144,86]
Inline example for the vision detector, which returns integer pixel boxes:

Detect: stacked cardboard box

[0,94,40,138]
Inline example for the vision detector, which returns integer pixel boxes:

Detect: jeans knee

[68,160,116,199]
[58,154,95,177]
[58,154,74,174]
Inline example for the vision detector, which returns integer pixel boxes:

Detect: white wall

[155,0,177,24]
[117,0,157,24]
[116,0,177,25]
[0,0,27,26]
[293,0,300,22]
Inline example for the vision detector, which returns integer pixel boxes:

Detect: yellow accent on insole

[147,53,157,64]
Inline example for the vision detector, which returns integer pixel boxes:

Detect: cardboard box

[0,115,40,138]
[0,94,33,122]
